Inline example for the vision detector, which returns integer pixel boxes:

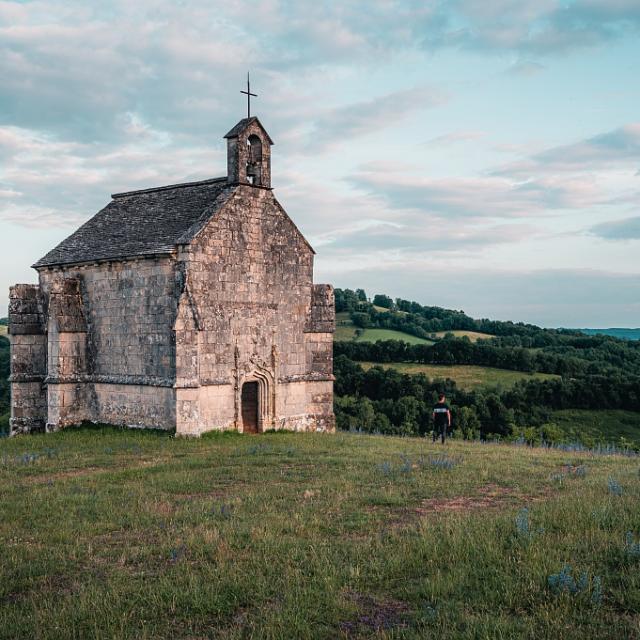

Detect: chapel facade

[8,117,335,436]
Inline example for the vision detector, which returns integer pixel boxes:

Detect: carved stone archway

[236,365,275,433]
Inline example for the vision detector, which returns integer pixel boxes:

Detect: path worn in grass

[1,427,639,639]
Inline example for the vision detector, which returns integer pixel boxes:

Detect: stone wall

[36,256,179,429]
[8,284,47,434]
[175,184,335,435]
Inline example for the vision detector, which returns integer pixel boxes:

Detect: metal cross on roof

[240,72,257,118]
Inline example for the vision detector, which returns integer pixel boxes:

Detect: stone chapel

[8,117,335,436]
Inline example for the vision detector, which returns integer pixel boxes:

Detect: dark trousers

[433,423,448,443]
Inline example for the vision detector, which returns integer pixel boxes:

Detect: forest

[333,289,640,445]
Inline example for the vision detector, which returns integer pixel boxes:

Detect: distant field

[433,330,493,342]
[335,312,433,345]
[354,329,433,345]
[359,362,558,390]
[372,305,407,315]
[552,409,640,447]
[0,325,7,336]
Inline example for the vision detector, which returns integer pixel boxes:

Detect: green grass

[372,305,408,315]
[1,426,639,639]
[360,362,559,390]
[354,329,433,345]
[551,410,640,447]
[335,314,434,345]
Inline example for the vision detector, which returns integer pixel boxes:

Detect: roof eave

[32,249,177,271]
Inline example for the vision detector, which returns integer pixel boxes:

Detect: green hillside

[335,312,434,345]
[353,328,433,345]
[1,428,638,639]
[359,362,558,390]
[551,410,640,448]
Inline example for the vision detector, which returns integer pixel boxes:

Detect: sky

[1,0,639,327]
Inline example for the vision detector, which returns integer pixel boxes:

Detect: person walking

[432,393,452,444]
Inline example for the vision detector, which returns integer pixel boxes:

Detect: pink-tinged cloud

[496,123,640,177]
[349,169,601,218]
[426,130,486,146]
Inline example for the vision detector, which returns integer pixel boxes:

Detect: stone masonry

[9,117,335,436]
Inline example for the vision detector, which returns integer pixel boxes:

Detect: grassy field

[0,325,7,336]
[359,362,559,390]
[552,410,640,447]
[353,329,433,345]
[432,330,494,342]
[372,305,408,315]
[0,427,638,639]
[335,314,433,345]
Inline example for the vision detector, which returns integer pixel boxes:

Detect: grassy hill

[1,427,638,639]
[551,410,640,448]
[336,312,434,345]
[359,362,559,390]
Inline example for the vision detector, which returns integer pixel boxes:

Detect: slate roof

[33,177,234,268]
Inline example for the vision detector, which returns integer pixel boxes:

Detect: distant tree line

[334,355,640,441]
[335,338,640,378]
[335,288,587,342]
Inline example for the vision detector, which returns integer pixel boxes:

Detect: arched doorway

[241,381,259,433]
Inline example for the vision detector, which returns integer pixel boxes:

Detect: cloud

[323,86,445,136]
[483,124,640,217]
[591,215,640,240]
[290,86,448,153]
[346,123,640,222]
[0,122,224,228]
[535,123,640,166]
[506,60,546,75]
[420,0,640,56]
[348,166,599,218]
[277,166,544,256]
[426,130,486,146]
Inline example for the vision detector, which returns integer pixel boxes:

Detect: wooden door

[241,381,259,433]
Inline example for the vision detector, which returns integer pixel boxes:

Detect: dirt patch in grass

[22,457,177,485]
[152,499,177,516]
[24,466,109,483]
[339,589,410,636]
[0,573,77,606]
[416,483,518,514]
[377,484,550,527]
[172,489,230,500]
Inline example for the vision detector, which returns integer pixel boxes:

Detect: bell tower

[225,117,274,188]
